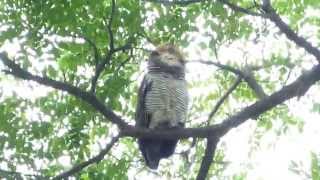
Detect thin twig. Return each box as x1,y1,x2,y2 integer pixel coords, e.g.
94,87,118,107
107,0,116,52
90,41,133,93
52,135,120,180
82,36,100,66
188,60,267,98
90,0,133,94
207,76,242,124
90,0,116,93
114,52,134,74
283,68,293,87
188,60,244,76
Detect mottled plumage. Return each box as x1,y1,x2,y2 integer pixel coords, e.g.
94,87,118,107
135,45,188,169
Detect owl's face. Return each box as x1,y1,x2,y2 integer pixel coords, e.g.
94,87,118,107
149,45,185,68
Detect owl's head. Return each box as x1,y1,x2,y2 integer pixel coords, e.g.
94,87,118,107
148,44,185,69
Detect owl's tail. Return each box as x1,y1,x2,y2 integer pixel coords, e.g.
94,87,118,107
139,138,178,169
138,124,183,169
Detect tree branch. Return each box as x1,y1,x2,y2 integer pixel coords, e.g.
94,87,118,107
0,53,128,129
2,53,320,179
207,76,242,124
189,60,267,98
188,60,244,76
91,53,112,93
199,70,265,180
107,0,116,52
263,7,320,63
144,0,263,16
90,0,116,93
196,137,219,180
122,64,320,139
90,0,133,94
218,0,320,63
143,0,320,85
217,0,263,17
52,135,120,180
2,52,319,139
242,67,267,99
82,36,100,67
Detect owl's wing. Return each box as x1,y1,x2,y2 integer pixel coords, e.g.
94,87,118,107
135,76,152,128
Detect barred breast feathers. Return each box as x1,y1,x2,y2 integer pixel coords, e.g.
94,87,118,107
144,72,188,127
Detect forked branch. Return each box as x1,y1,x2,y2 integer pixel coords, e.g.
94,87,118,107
90,0,132,93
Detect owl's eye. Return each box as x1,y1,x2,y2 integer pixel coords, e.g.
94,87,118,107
151,51,160,56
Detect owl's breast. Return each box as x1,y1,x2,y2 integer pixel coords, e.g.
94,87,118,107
145,73,188,120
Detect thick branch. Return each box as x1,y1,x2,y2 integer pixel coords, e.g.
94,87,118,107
264,8,320,63
0,53,128,129
196,137,219,180
122,64,320,139
52,135,120,180
218,0,320,63
218,0,320,62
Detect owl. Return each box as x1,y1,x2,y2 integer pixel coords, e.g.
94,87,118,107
135,45,189,169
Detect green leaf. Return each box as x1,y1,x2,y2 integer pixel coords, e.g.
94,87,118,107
311,152,320,180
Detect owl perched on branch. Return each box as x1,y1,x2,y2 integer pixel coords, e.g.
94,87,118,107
135,45,189,169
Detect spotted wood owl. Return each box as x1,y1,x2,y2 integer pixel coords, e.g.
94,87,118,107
135,45,189,169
